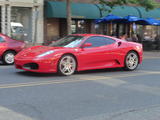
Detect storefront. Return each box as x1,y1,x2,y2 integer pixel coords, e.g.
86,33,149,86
0,0,44,44
44,1,101,44
45,1,160,50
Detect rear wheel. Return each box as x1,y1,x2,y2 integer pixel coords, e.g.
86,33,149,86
58,55,76,76
124,51,139,71
2,51,16,65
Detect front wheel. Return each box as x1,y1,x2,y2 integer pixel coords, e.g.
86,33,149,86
2,51,16,65
58,55,76,76
124,51,139,71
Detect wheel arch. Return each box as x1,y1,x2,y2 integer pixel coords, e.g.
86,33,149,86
126,50,140,64
3,49,17,55
59,53,78,70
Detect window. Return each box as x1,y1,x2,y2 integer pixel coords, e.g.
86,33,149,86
71,20,90,34
0,37,5,43
49,35,84,48
11,7,32,41
104,37,116,45
84,36,115,48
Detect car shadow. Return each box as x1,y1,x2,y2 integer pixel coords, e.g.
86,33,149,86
0,61,5,66
76,68,125,75
16,71,63,77
15,68,135,77
15,68,128,77
0,61,14,66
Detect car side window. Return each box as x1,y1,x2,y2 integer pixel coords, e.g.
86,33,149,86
84,36,115,48
84,37,106,48
0,37,5,43
103,37,116,45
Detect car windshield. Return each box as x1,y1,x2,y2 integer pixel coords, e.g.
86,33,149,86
49,36,84,48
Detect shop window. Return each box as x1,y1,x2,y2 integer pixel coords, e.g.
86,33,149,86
71,20,90,34
47,19,59,41
136,25,158,41
94,23,108,35
11,7,32,42
143,26,158,41
71,20,76,34
136,25,160,50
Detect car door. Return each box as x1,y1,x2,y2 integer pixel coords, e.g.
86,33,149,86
0,37,7,56
78,36,116,70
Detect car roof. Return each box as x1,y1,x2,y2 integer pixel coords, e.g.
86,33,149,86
71,34,120,41
71,34,108,37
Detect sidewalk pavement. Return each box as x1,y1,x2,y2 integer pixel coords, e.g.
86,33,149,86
143,51,160,59
76,105,160,120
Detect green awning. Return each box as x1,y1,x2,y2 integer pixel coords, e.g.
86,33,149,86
45,1,160,20
99,5,142,18
45,1,101,19
136,7,160,19
99,5,160,19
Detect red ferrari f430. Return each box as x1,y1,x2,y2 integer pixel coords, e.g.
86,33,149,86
0,34,25,64
15,34,143,75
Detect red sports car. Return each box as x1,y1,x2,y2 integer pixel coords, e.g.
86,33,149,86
0,34,25,64
15,34,143,76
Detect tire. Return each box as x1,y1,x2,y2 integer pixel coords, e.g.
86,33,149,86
58,55,76,76
2,51,16,65
124,51,139,71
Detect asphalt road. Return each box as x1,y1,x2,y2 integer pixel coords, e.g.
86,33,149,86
0,55,160,120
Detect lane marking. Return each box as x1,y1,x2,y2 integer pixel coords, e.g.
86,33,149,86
144,57,160,59
0,79,89,89
141,70,160,74
0,70,160,89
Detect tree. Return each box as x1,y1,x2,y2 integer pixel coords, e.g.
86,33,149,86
66,0,72,35
96,0,157,11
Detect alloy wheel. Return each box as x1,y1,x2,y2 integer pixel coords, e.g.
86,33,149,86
59,55,76,76
3,52,15,65
125,51,139,71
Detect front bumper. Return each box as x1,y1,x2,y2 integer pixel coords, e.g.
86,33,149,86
14,57,58,73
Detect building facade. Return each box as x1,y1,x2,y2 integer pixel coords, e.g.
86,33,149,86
44,0,100,45
0,0,44,44
44,0,160,50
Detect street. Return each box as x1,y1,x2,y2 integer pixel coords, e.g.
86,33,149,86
0,52,160,120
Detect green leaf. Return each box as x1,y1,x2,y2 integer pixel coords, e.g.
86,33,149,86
96,0,157,13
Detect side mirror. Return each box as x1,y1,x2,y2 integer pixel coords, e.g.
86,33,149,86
82,43,92,48
118,42,122,47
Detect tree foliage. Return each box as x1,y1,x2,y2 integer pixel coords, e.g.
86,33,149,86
96,0,157,11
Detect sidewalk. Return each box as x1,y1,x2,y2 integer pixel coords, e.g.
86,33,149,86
107,105,160,120
143,51,160,59
76,105,160,120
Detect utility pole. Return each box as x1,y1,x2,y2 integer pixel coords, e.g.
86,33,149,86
66,0,72,35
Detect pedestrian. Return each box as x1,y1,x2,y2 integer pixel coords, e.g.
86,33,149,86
131,34,138,42
137,34,142,43
119,33,128,41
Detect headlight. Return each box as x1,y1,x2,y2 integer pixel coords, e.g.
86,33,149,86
37,50,55,58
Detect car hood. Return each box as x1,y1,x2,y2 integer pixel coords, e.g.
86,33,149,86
16,46,66,59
